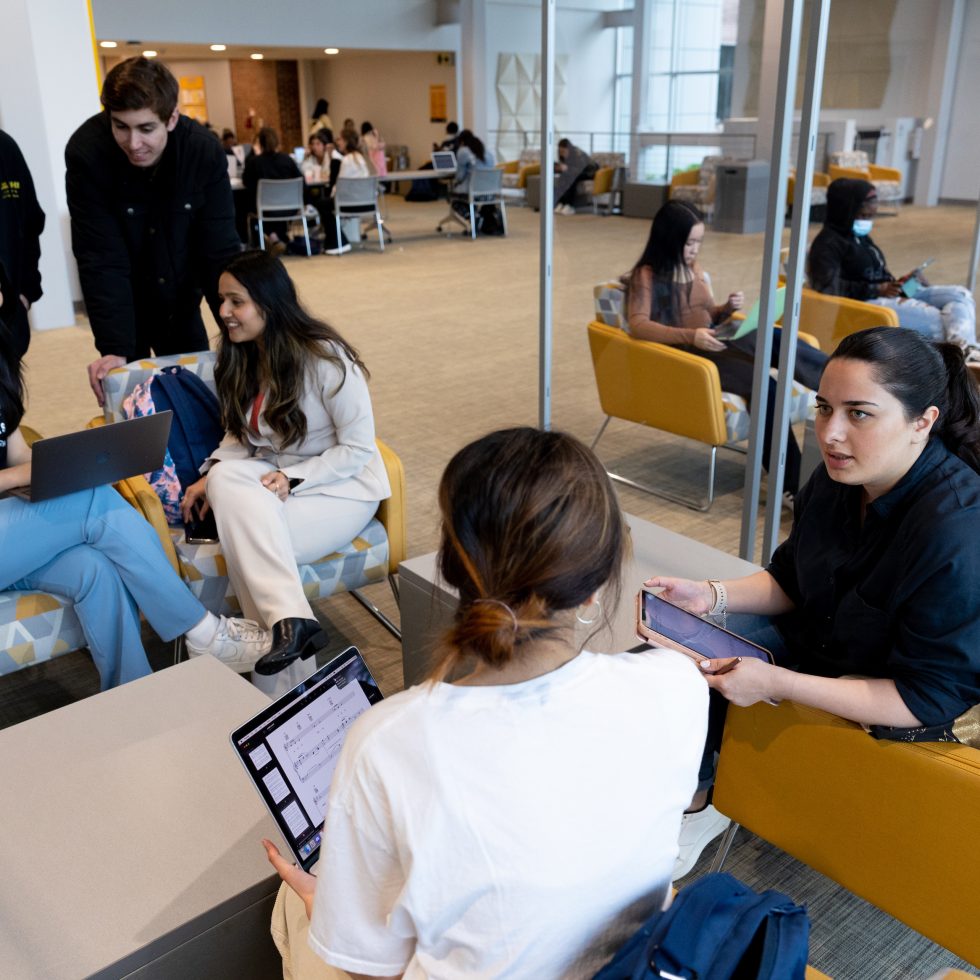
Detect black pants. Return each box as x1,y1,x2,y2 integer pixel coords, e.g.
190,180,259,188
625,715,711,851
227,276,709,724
133,305,209,359
680,329,828,494
1,300,30,360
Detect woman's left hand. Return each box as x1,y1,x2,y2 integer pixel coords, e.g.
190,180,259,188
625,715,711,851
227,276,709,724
263,839,317,920
260,470,290,501
700,656,779,706
726,291,745,313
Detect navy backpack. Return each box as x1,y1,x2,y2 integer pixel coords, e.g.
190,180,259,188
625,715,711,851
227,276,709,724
593,873,810,980
121,365,224,524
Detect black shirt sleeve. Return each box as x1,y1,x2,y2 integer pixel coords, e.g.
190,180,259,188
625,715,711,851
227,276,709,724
65,125,139,359
807,230,878,301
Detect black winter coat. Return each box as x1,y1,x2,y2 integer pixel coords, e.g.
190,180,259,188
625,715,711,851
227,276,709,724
0,129,45,320
65,113,240,359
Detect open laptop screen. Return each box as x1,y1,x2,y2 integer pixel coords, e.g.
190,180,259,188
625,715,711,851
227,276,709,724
431,150,457,171
230,647,384,871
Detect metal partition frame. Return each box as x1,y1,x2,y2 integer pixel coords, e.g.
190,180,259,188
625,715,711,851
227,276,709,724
761,0,832,559
738,0,805,562
538,0,556,430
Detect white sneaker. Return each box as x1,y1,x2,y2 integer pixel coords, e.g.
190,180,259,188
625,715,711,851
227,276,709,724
326,244,352,256
185,616,272,673
673,804,731,881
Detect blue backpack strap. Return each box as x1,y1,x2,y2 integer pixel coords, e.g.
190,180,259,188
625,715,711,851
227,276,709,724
151,366,224,491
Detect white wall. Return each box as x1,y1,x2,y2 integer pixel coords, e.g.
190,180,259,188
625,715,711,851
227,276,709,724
941,0,980,201
310,52,458,168
91,0,459,51
484,0,618,153
0,0,99,326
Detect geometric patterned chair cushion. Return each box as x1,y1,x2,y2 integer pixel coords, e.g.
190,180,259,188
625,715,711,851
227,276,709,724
0,590,87,677
167,517,390,617
828,150,902,204
592,281,815,445
670,154,729,210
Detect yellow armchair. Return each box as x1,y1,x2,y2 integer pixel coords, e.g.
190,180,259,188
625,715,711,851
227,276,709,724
712,699,980,967
669,168,701,195
784,287,899,352
498,160,519,175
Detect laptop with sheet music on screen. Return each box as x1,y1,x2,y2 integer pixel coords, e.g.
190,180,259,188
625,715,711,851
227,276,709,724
230,647,384,872
431,149,457,171
0,412,172,502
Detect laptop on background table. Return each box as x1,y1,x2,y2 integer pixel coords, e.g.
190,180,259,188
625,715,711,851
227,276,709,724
1,412,172,502
431,149,457,171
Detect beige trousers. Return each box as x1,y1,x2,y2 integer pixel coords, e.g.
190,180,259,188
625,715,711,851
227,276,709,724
206,458,378,628
271,882,352,980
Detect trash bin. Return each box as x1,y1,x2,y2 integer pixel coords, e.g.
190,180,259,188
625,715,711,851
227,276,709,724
713,159,770,234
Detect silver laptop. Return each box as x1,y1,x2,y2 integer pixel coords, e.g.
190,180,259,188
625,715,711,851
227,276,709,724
1,412,172,502
431,149,457,171
230,647,384,872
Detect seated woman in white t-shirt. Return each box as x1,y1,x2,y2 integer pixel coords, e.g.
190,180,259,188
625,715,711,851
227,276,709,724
333,128,375,243
264,426,708,979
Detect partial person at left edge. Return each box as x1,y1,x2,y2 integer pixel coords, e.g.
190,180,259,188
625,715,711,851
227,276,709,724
0,129,45,361
65,57,240,406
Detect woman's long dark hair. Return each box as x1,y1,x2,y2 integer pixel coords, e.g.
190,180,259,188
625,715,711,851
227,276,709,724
216,251,368,448
831,326,980,474
457,129,486,163
630,199,704,326
0,326,25,433
312,98,329,119
433,427,625,681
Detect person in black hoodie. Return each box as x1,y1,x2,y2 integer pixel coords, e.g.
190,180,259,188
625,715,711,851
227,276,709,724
66,57,240,405
0,129,45,360
808,177,975,347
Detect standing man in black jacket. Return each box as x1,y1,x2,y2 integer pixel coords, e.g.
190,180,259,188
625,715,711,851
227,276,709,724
0,129,45,360
66,57,240,404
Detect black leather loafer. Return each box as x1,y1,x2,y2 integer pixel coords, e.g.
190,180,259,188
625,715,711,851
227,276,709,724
253,617,327,675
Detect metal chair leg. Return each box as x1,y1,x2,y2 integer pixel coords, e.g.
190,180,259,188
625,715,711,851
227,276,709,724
376,212,385,252
590,416,612,451
349,588,401,640
499,201,508,236
709,821,740,873
172,635,185,667
258,218,265,250
469,201,477,239
335,214,343,254
301,215,311,256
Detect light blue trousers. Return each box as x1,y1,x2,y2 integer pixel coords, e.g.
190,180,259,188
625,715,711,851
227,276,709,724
872,285,977,346
0,485,205,689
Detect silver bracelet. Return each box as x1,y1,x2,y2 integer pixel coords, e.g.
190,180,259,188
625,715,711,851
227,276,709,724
707,580,728,617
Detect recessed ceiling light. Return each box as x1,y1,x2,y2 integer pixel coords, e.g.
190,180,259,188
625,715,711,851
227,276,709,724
99,41,118,48
142,50,158,58
250,53,264,60
324,47,339,55
210,44,227,52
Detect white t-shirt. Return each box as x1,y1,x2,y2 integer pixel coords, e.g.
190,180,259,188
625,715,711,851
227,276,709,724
308,648,707,978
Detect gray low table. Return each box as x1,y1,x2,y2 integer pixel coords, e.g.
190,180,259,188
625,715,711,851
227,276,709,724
0,656,282,980
399,513,758,687
622,181,670,218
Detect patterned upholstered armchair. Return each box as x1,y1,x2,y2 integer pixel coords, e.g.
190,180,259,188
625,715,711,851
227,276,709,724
828,150,903,206
0,427,90,678
589,282,817,510
580,152,626,214
499,147,541,203
96,351,406,637
668,155,733,220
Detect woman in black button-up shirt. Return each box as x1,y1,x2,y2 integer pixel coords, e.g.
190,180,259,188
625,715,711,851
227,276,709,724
650,327,980,744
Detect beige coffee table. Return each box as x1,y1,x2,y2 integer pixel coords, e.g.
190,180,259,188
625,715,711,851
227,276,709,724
399,512,759,686
0,656,282,980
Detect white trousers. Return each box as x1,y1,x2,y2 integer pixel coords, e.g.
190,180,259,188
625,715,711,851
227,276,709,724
206,459,378,629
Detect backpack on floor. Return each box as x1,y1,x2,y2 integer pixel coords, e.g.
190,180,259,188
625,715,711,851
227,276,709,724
593,872,810,980
121,365,224,525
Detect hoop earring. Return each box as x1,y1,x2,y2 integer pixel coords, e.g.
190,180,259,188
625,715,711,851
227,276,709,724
576,598,601,625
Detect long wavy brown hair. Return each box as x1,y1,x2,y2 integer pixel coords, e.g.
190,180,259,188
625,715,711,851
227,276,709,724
215,250,368,448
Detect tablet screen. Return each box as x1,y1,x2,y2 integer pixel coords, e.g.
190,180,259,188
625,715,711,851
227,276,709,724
640,591,771,663
230,648,384,871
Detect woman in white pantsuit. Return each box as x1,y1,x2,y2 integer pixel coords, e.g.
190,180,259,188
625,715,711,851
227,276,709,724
181,251,390,677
